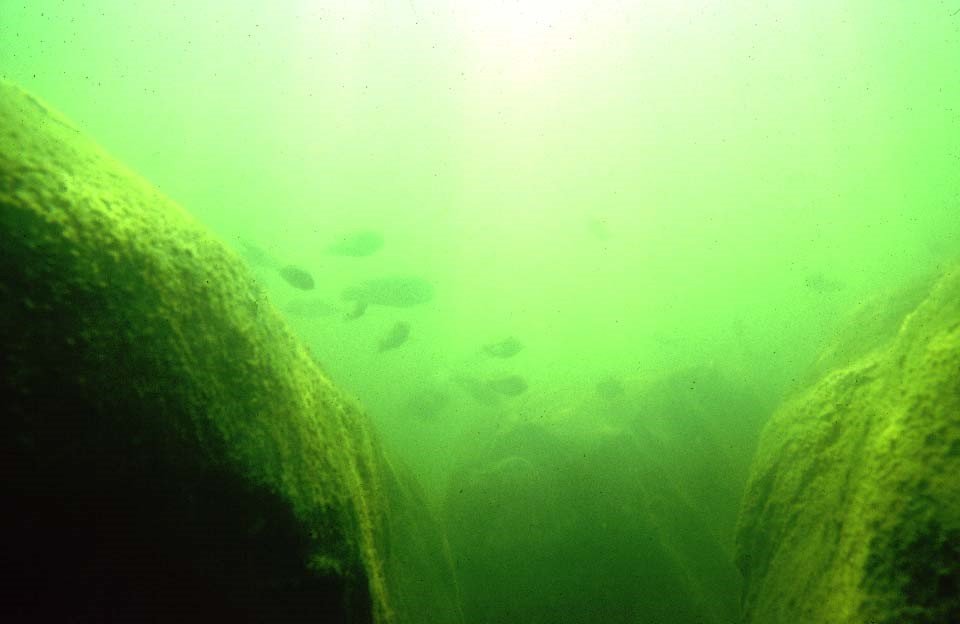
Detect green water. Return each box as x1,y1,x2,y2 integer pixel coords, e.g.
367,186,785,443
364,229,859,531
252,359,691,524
3,2,959,619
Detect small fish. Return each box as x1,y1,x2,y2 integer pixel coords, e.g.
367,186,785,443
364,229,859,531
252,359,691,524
486,374,528,397
483,336,524,358
595,376,625,399
278,265,315,290
404,388,450,420
342,276,434,319
237,239,281,269
804,272,845,294
586,217,610,241
453,375,500,405
284,297,337,318
378,321,411,352
326,230,384,257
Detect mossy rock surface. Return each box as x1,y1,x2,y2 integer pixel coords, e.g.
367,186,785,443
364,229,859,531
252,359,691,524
736,264,960,623
0,81,460,624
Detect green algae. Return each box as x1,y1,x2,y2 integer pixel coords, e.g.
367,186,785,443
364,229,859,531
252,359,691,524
0,80,459,624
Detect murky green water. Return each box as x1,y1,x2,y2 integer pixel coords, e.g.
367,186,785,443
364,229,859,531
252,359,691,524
4,2,958,621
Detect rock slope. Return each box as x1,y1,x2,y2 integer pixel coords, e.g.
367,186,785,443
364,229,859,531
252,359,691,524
736,266,960,623
0,80,460,624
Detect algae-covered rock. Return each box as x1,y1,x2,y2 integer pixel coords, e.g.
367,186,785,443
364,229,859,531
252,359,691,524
800,273,941,387
736,265,960,623
0,81,460,623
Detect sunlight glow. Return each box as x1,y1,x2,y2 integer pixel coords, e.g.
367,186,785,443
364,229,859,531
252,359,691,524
453,0,599,83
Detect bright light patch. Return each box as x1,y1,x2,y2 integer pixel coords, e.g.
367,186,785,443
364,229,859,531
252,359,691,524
448,1,714,85
452,0,597,83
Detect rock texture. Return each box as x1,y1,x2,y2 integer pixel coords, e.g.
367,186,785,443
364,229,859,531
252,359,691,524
736,266,960,623
0,80,460,624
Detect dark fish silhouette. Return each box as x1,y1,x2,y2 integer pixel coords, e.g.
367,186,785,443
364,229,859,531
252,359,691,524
404,388,450,420
586,217,610,240
486,374,528,397
595,376,625,399
278,265,315,290
453,375,499,406
378,321,411,352
483,336,524,358
284,297,337,318
326,230,384,257
236,239,316,291
804,272,845,294
342,276,434,319
237,239,281,269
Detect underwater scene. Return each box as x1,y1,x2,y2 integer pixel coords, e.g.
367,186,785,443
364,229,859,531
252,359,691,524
1,2,959,623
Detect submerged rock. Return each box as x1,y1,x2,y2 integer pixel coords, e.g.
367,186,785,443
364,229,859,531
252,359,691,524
444,422,742,624
0,81,460,624
736,264,960,623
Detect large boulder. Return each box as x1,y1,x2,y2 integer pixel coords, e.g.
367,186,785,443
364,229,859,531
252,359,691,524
736,265,960,623
0,81,461,624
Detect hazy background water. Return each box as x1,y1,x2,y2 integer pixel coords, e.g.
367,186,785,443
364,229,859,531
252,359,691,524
3,1,959,496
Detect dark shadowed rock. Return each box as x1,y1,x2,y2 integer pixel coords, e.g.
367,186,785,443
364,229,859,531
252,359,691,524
0,81,460,624
444,419,743,624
